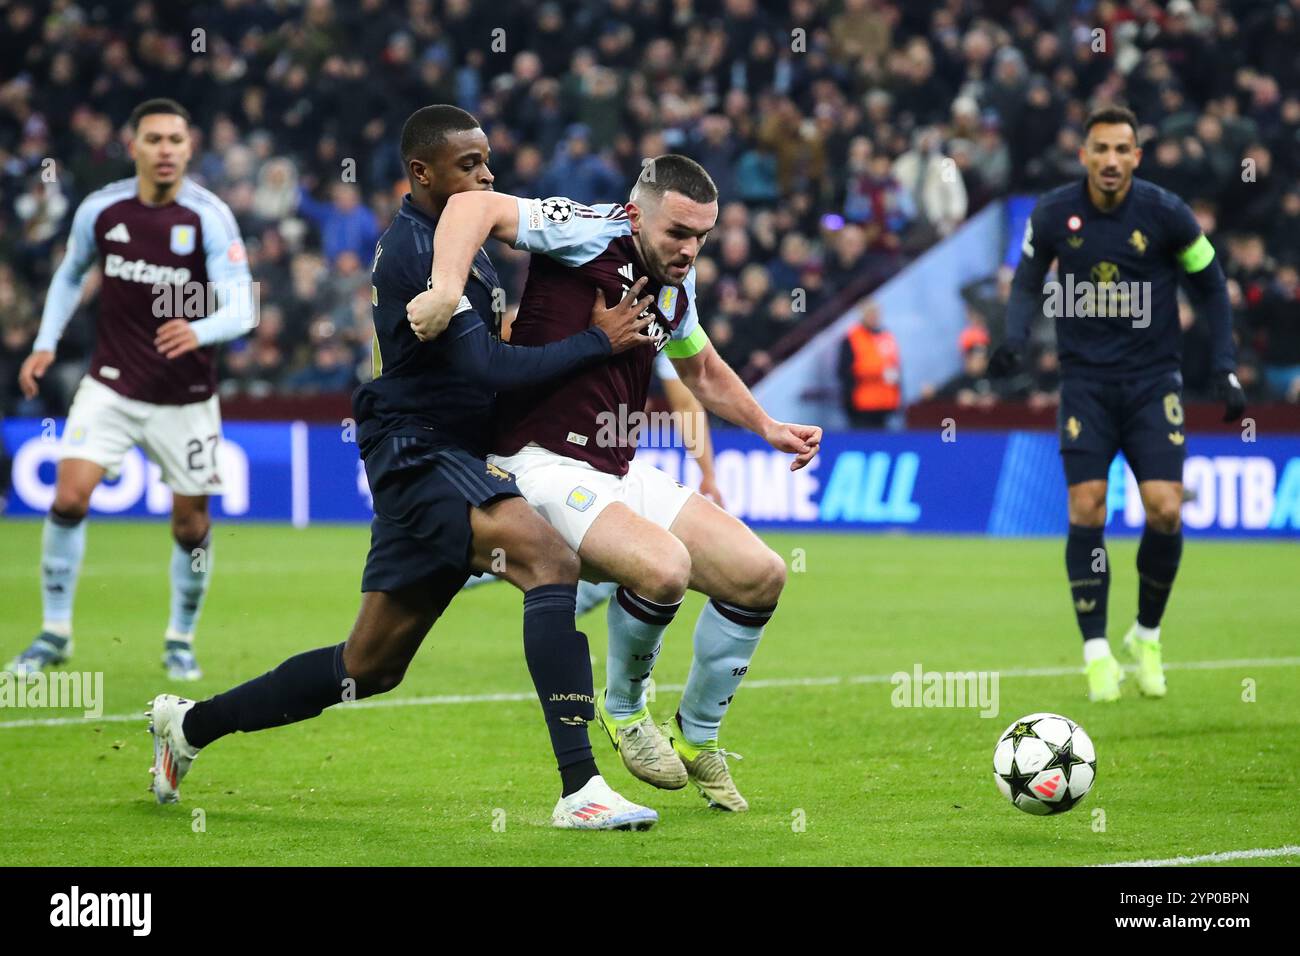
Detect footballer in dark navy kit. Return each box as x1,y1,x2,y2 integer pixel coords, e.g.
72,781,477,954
147,105,667,831
991,106,1247,704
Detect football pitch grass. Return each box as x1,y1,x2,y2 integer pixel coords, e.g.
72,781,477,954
1,520,1297,867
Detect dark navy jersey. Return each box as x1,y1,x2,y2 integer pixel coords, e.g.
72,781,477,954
1007,177,1234,380
353,195,504,457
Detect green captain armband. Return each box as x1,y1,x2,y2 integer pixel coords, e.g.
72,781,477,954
1177,234,1216,274
663,325,709,359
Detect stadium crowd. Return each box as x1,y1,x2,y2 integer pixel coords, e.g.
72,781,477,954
1,0,1299,421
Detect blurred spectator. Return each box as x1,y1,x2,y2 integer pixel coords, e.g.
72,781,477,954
892,127,968,238
838,300,900,428
295,182,380,266
844,153,914,246
1259,264,1300,401
536,124,622,205
1,0,1298,414
934,343,1000,408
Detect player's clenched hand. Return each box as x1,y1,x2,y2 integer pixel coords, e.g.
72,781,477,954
406,287,460,342
18,350,55,400
155,319,200,359
764,421,822,471
1214,370,1247,423
590,277,653,354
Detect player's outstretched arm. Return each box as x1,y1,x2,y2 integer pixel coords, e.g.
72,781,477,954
443,280,652,390
407,191,521,341
671,341,821,472
660,372,724,505
22,200,99,398
991,207,1053,378
1178,235,1245,421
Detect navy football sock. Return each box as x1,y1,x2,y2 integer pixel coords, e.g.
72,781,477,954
182,642,349,749
1136,523,1182,629
1066,524,1109,641
522,584,598,796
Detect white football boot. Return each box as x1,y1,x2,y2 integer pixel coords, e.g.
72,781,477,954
146,694,199,804
550,774,659,831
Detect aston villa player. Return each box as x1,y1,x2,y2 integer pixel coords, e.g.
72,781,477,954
990,106,1246,703
8,99,254,681
407,156,822,811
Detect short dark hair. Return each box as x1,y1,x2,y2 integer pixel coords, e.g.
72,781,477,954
400,105,480,164
632,154,719,205
128,98,192,132
1084,105,1139,138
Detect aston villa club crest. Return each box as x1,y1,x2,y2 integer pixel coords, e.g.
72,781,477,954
170,224,197,255
657,286,678,315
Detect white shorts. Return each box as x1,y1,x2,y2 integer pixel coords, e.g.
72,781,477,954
60,376,224,496
489,443,694,551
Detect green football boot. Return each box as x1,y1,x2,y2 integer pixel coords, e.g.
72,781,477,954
1086,652,1124,703
1122,625,1167,698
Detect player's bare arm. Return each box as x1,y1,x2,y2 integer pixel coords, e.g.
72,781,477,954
406,191,520,341
660,374,723,505
18,350,55,400
671,341,821,471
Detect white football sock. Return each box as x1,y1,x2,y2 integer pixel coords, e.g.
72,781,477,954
1083,637,1112,664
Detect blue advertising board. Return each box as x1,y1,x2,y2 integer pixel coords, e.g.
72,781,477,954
4,419,1299,537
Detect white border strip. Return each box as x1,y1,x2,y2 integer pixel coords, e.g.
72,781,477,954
3,655,1296,730
1100,845,1300,867
289,420,309,528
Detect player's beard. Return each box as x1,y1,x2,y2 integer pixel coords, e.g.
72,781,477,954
1095,167,1126,195
640,240,688,287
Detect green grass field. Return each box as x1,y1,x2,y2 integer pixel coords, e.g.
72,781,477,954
1,520,1297,867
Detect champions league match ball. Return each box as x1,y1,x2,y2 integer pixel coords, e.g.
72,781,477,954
993,713,1096,815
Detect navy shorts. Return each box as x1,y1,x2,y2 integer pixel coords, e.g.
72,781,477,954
1058,371,1187,486
360,434,523,593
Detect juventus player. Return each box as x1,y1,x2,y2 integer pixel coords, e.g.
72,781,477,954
408,155,821,811
7,99,253,680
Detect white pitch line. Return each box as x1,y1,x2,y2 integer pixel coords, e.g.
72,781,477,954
1100,845,1300,867
2,655,1298,731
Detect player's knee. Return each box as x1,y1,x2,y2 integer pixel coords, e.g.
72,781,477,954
1068,493,1106,526
506,526,580,589
1146,499,1182,534
171,513,211,550
636,540,691,604
342,649,410,697
51,481,92,521
530,535,581,586
726,546,785,607
49,498,89,523
749,548,788,607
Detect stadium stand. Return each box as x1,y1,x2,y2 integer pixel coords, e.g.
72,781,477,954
1,0,1298,423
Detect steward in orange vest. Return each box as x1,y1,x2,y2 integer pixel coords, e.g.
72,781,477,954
838,301,901,428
